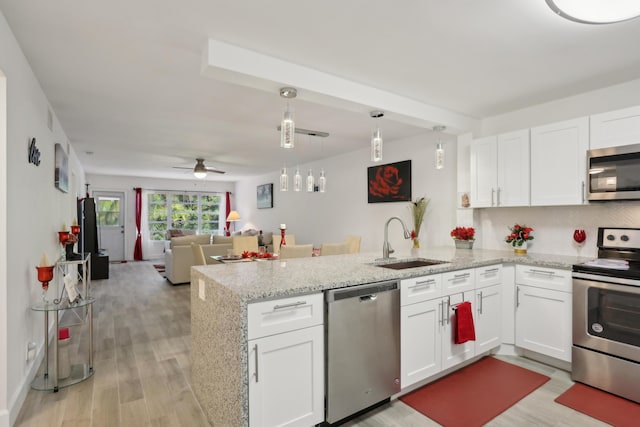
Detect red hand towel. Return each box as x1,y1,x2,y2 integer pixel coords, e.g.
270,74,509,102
454,301,476,344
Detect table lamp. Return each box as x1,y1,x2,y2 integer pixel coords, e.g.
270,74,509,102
226,210,241,233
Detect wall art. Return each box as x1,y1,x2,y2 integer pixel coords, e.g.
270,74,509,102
257,183,273,209
54,143,69,193
367,160,411,203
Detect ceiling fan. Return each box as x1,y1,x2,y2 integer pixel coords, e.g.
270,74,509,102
173,158,226,179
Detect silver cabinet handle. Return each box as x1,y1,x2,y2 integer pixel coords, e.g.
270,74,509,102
491,188,495,207
446,297,451,325
448,272,471,281
481,268,500,275
409,279,435,289
582,181,585,204
273,301,306,310
253,344,259,382
516,286,520,308
438,301,443,326
478,291,483,314
529,269,555,277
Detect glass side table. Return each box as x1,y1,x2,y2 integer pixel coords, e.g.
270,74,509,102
31,297,95,392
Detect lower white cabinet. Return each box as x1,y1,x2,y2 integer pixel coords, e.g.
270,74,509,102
247,294,324,427
515,284,572,362
401,298,442,386
248,325,324,427
475,284,502,354
400,265,502,388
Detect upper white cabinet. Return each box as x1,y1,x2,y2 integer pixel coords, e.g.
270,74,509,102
530,117,589,206
591,105,640,150
470,130,530,208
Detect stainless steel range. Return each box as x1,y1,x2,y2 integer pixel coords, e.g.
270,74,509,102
572,227,640,403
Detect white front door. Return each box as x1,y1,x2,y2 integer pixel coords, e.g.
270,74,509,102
94,191,125,261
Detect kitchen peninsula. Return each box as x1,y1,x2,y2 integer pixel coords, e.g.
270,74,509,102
190,248,588,426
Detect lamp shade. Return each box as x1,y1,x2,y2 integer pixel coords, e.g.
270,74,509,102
226,210,241,222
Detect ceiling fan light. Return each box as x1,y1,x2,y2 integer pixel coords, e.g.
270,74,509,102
546,0,640,24
193,171,207,179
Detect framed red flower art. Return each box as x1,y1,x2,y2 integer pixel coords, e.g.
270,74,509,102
367,160,412,203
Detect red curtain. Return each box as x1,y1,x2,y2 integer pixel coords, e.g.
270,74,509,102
133,187,143,260
225,191,231,236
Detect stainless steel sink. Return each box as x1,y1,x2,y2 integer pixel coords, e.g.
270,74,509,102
376,258,448,270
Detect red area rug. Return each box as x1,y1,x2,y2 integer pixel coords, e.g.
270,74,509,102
399,357,549,427
153,264,166,277
555,383,640,427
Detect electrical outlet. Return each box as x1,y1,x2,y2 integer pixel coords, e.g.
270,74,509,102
26,341,36,362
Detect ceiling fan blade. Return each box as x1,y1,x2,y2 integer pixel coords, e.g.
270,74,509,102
205,168,226,174
172,166,194,170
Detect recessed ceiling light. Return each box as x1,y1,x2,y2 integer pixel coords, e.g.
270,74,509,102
85,151,94,155
546,0,640,24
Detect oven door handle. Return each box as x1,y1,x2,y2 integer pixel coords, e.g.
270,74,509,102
573,272,640,290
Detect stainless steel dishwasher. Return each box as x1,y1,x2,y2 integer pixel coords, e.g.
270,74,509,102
325,280,400,424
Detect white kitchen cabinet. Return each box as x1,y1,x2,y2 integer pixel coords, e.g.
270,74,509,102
590,105,640,150
470,130,530,208
441,290,476,370
474,284,502,354
400,266,502,388
530,117,589,206
474,265,503,354
514,266,572,362
248,294,324,427
400,298,442,387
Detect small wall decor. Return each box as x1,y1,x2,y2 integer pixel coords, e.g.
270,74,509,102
367,160,412,203
54,143,69,193
257,183,273,209
28,137,41,165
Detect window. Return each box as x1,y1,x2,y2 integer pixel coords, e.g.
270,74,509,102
147,191,223,240
96,197,120,226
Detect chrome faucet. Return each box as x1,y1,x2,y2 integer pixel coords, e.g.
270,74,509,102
383,216,412,259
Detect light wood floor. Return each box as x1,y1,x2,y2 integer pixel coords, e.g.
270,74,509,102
15,262,609,427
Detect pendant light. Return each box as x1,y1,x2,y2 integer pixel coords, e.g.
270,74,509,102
546,0,640,24
306,169,315,192
318,169,326,193
294,166,302,192
280,166,289,191
280,87,297,148
433,125,446,170
370,111,384,162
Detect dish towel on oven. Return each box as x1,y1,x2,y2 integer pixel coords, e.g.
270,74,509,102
454,301,476,344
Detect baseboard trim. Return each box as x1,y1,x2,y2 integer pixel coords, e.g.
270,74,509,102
0,409,10,427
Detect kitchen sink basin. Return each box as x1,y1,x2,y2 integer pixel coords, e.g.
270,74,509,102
376,258,448,270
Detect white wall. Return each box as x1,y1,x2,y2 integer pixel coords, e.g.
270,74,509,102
235,132,458,254
87,174,235,260
468,79,640,258
0,10,86,426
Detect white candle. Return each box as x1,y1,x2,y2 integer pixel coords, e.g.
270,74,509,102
61,223,67,231
40,253,50,267
72,218,78,226
280,224,286,230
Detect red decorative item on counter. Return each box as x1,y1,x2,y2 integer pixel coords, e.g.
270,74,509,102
70,225,81,235
573,229,586,244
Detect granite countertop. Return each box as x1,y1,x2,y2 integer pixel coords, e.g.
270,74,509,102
192,247,591,302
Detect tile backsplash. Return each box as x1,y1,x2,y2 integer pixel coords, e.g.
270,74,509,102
476,201,640,258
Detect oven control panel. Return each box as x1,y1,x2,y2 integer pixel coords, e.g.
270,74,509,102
599,228,640,250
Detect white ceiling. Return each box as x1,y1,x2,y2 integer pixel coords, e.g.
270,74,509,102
2,1,640,181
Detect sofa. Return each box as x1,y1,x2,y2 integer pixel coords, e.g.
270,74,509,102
164,234,233,284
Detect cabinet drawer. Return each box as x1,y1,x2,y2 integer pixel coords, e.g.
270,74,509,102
515,265,571,292
475,264,502,289
442,269,475,294
248,293,323,340
400,274,442,306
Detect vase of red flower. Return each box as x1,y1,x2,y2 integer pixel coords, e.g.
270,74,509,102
451,227,475,249
505,224,534,254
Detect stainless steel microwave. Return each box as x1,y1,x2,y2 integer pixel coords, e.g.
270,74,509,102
588,143,640,201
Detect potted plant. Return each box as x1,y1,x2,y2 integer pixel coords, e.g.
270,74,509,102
451,226,475,249
505,224,534,254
